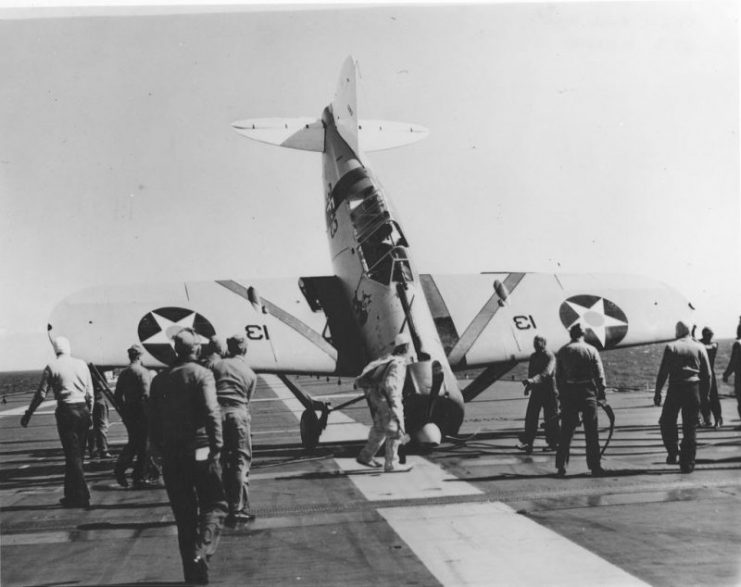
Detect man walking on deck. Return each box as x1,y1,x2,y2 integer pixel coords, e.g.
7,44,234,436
555,324,607,477
654,321,711,473
21,337,93,507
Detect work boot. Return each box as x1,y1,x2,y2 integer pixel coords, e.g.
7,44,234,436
356,456,382,468
680,463,695,474
516,442,533,454
666,453,678,465
591,466,607,477
132,479,157,490
384,464,413,473
114,469,128,488
185,557,209,585
233,511,256,523
556,467,566,478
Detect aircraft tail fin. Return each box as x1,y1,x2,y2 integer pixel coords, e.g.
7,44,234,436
331,56,360,153
232,56,429,153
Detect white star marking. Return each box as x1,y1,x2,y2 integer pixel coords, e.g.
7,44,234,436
565,298,628,348
141,310,211,348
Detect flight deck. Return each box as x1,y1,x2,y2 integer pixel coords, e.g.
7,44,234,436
2,377,740,586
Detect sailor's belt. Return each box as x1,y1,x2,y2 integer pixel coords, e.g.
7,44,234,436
565,379,593,385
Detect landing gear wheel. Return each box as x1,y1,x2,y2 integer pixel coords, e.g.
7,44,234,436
300,408,321,452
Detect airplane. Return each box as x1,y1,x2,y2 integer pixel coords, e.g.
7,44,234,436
48,56,693,450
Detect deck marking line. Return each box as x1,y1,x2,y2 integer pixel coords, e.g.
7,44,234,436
0,400,56,417
378,502,649,586
262,374,648,584
262,375,481,500
334,457,483,501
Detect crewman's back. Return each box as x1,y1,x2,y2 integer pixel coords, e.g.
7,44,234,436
211,356,256,408
150,361,221,455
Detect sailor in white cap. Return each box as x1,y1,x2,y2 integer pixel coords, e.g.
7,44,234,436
21,336,94,507
355,332,413,472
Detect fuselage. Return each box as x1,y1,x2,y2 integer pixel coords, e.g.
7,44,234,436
320,106,465,436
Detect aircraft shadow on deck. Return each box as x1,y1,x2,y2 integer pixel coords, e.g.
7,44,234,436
28,582,183,587
77,520,174,531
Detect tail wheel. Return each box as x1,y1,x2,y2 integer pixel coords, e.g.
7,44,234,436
300,408,321,452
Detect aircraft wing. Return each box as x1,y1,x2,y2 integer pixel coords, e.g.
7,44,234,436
419,272,692,369
49,276,366,375
49,271,691,374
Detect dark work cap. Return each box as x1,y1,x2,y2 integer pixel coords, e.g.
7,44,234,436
227,333,248,355
173,328,201,356
128,343,144,356
569,323,585,339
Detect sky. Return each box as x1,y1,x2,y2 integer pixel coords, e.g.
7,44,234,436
0,1,739,371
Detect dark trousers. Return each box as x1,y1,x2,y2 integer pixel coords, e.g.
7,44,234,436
660,382,700,466
115,404,148,482
556,389,600,471
162,451,227,578
699,375,722,425
221,407,252,515
88,401,110,456
55,403,91,503
520,387,560,447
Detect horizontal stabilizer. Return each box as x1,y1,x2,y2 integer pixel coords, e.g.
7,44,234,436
358,120,429,151
232,117,428,152
232,117,325,152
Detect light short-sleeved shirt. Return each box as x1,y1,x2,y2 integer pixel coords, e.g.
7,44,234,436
35,354,93,406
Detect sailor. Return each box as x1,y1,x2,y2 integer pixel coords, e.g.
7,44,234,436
699,327,722,428
114,344,154,488
149,327,227,585
355,333,412,472
654,320,711,473
21,336,93,507
722,323,741,421
517,335,559,454
202,336,226,370
555,323,607,477
211,333,257,526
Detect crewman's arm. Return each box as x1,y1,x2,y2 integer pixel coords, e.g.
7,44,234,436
723,342,740,382
83,364,94,412
246,370,257,403
148,374,163,452
140,368,153,399
528,352,556,386
382,359,406,408
555,351,565,391
592,350,607,399
654,346,670,405
113,371,125,407
199,369,223,459
698,346,711,399
21,366,52,426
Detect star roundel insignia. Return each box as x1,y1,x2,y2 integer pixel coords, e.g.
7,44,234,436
559,295,629,350
137,307,216,365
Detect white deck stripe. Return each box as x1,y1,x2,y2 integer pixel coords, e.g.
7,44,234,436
0,400,56,417
262,374,647,584
334,457,482,501
378,502,648,586
262,375,480,500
